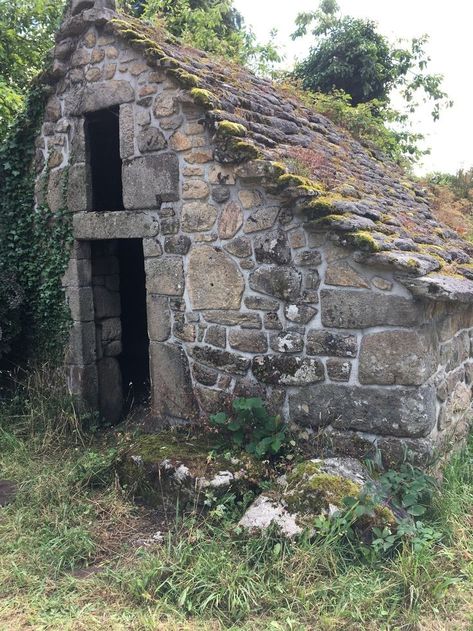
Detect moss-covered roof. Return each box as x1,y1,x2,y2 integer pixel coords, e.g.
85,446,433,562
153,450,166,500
51,5,473,302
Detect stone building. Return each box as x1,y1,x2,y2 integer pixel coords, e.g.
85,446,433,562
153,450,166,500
36,0,473,464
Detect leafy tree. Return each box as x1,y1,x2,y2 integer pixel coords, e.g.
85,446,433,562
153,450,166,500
0,0,65,135
122,0,280,72
292,1,451,120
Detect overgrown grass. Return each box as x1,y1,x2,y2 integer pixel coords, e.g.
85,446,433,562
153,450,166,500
0,371,472,630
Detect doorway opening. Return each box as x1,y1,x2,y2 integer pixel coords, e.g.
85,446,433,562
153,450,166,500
85,107,124,211
91,239,149,423
117,239,150,412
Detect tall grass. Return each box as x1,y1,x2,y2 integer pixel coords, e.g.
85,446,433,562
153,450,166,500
0,368,471,629
0,363,83,444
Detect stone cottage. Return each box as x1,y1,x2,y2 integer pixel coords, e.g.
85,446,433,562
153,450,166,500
36,0,473,464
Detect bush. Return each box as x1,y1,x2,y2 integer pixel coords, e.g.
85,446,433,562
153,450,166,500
210,397,291,459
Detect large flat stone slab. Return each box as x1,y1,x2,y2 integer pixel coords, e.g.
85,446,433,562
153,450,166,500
359,330,437,386
289,384,437,438
188,246,244,310
65,81,134,115
123,154,180,208
320,289,424,329
150,342,198,420
73,211,160,240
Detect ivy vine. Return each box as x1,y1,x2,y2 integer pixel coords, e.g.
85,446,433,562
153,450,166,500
0,83,74,366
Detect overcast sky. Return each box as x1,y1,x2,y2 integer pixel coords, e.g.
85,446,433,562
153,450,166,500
233,0,472,175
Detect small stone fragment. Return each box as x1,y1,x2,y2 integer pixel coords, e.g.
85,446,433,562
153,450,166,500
218,202,243,239
229,329,268,353
327,358,352,382
269,331,304,354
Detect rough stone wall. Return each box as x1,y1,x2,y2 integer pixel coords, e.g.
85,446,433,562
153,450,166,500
36,21,473,464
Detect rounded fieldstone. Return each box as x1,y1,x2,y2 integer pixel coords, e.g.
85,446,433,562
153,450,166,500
218,202,243,239
212,185,231,203
182,202,218,232
164,235,191,255
249,265,302,302
254,229,291,265
269,332,304,354
284,303,318,325
224,236,252,258
359,330,436,386
307,330,358,358
137,127,167,153
229,329,268,353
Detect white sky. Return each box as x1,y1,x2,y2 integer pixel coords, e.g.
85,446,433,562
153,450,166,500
233,0,473,174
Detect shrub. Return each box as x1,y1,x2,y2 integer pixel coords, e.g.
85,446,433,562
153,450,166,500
210,397,290,459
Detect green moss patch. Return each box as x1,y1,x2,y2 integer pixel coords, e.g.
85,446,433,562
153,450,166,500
348,230,382,252
168,68,200,88
190,88,220,109
215,120,248,138
284,462,361,515
117,430,265,509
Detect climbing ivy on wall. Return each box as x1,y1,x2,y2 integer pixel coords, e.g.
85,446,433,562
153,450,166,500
0,83,73,366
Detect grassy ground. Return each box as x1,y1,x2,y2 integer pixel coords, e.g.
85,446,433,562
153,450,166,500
0,369,472,630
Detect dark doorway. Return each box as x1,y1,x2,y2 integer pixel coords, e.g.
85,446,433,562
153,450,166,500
85,107,124,211
117,239,150,411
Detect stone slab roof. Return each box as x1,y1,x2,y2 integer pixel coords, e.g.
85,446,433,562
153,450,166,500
50,5,473,303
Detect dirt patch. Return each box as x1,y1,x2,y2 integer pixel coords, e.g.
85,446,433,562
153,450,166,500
0,480,17,507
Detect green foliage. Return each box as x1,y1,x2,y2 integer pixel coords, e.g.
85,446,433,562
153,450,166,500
426,167,473,201
0,0,65,134
0,85,73,363
291,0,451,164
375,462,437,518
293,1,451,119
371,521,441,555
315,461,440,559
210,397,289,458
0,276,24,360
0,376,471,628
122,0,281,73
69,448,119,489
295,15,395,105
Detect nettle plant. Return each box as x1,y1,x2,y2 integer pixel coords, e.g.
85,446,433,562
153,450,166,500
210,397,290,459
375,462,437,517
324,461,441,557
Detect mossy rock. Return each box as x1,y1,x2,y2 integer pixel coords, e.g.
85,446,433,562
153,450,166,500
347,230,382,253
284,462,361,515
190,88,220,110
215,137,261,164
239,457,396,538
168,68,200,88
215,120,248,138
299,195,339,219
117,430,265,509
